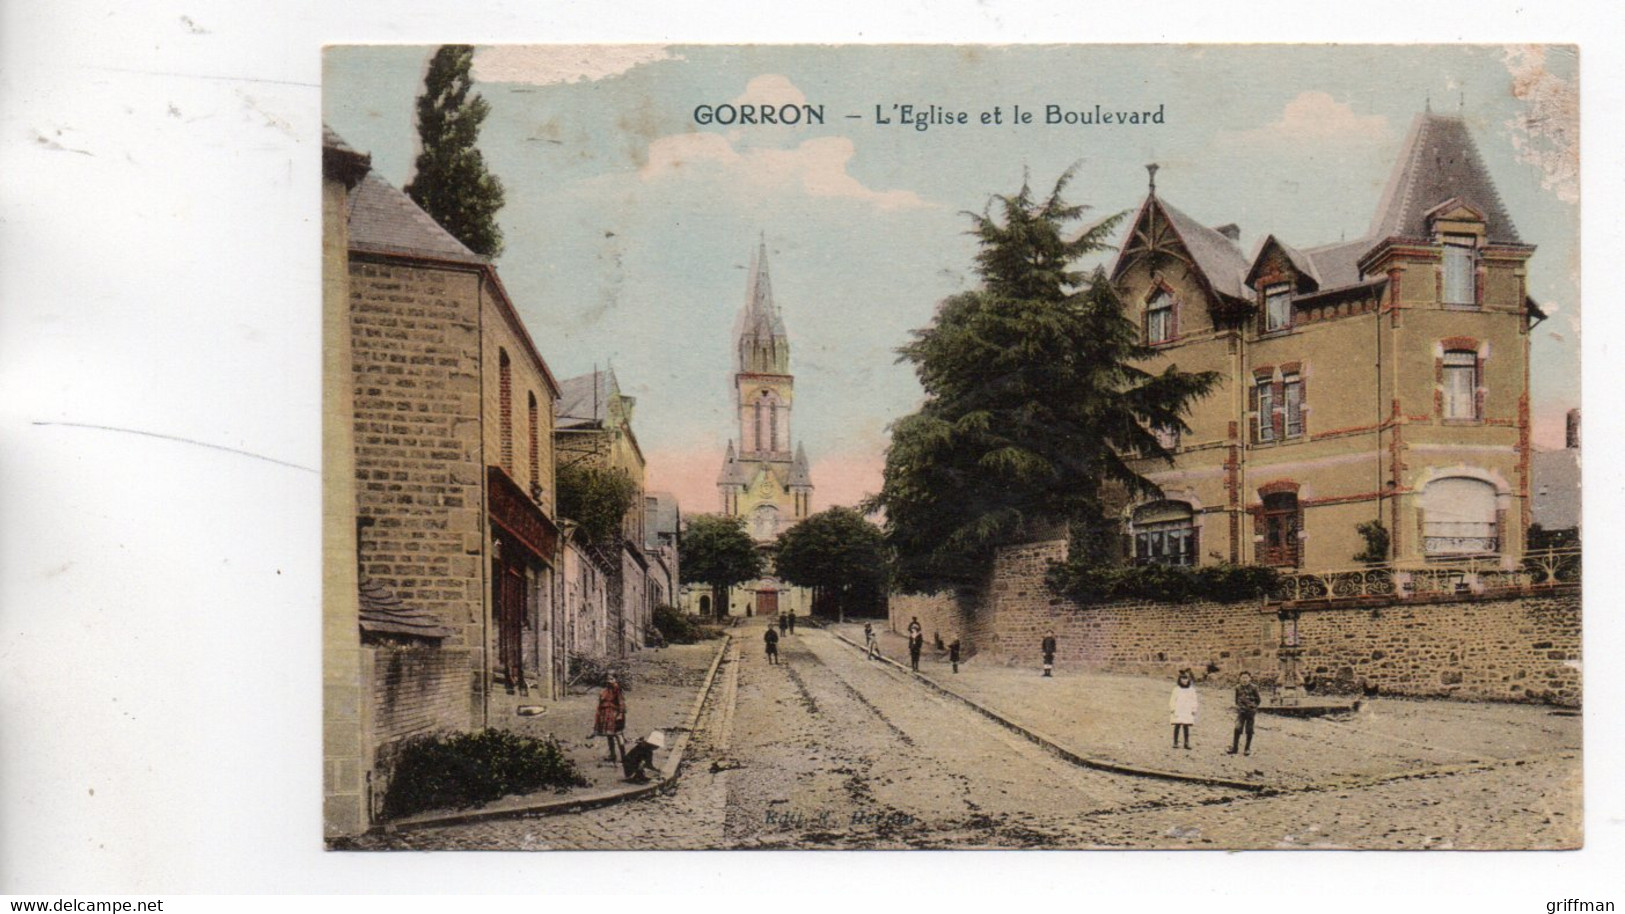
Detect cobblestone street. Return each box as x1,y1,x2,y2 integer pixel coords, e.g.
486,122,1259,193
355,619,1581,850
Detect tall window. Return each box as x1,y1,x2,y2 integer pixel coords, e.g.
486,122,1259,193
1264,284,1292,332
1283,373,1304,439
527,392,540,494
1252,376,1276,443
1442,236,1476,307
1146,290,1175,344
1259,491,1301,567
499,349,513,472
1134,501,1197,567
1443,350,1479,420
1422,477,1498,556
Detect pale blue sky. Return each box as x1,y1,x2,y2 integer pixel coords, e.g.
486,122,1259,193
325,44,1580,512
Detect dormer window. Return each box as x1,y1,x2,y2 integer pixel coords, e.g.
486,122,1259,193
1146,290,1175,344
1264,284,1292,333
1442,235,1477,307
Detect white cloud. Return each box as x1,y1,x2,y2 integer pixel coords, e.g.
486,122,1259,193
1218,91,1390,148
732,74,807,107
638,133,933,211
473,45,680,86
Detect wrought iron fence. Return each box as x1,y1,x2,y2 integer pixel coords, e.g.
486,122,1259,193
1272,547,1580,603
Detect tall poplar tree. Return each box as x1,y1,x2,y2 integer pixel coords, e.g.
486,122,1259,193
871,168,1219,593
405,45,506,258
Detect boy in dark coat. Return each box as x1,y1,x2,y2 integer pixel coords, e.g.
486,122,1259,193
1228,671,1262,755
948,636,961,673
908,631,924,672
764,626,780,665
1041,631,1057,677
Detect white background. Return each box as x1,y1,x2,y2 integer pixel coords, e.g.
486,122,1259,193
1,0,1620,904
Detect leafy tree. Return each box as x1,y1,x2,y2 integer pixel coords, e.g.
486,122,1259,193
679,515,765,618
405,44,506,257
870,168,1220,593
774,507,888,622
556,464,639,547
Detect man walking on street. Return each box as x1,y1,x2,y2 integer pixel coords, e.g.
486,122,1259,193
778,612,788,637
908,629,924,672
1228,671,1261,755
788,610,797,634
1041,630,1057,677
949,636,961,673
764,626,780,665
864,622,879,660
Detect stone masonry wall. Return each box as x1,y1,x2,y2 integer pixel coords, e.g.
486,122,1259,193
1292,591,1581,705
957,538,1582,706
350,260,486,659
367,646,480,746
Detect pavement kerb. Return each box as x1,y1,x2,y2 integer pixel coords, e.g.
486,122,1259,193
827,629,1270,793
383,633,735,834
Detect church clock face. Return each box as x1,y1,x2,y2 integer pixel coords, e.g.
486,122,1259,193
756,474,776,497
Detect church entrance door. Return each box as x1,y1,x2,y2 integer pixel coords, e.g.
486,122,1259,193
756,589,778,617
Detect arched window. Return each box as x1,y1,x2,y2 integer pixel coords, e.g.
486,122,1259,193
1133,500,1197,566
527,391,540,495
750,504,780,541
1423,476,1499,556
499,349,513,472
1146,290,1176,344
699,595,711,616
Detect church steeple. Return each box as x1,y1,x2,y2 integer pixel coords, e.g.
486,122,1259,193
738,238,790,375
718,236,813,527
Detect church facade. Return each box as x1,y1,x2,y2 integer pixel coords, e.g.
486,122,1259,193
684,240,816,618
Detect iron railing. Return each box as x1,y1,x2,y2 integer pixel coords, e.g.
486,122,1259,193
1272,547,1580,603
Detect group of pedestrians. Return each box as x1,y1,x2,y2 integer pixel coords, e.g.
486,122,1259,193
763,609,798,665
590,673,666,783
1168,668,1262,755
862,617,1270,757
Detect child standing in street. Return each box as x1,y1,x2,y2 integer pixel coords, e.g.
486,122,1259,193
1228,671,1262,756
1041,630,1057,677
764,626,780,665
949,636,961,673
594,674,627,764
1169,669,1198,750
864,622,879,660
908,630,924,672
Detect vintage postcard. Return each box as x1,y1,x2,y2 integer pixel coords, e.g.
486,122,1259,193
321,44,1581,850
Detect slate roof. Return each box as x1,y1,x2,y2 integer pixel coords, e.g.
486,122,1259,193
1531,448,1581,531
358,578,452,641
1368,112,1523,245
555,369,615,429
787,442,813,488
717,440,751,486
348,171,485,265
1151,198,1251,301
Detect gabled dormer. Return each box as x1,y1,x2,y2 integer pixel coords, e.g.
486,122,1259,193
1111,172,1252,340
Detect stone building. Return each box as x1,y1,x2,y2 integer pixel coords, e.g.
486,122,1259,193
554,368,656,654
644,491,682,609
1110,109,1544,573
688,240,815,618
324,129,566,835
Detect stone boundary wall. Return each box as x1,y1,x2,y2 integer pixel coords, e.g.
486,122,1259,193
926,538,1582,706
367,646,480,748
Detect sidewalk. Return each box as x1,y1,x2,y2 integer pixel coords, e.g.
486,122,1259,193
838,624,1580,790
382,637,728,832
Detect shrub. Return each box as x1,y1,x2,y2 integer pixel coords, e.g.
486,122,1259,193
1353,521,1390,564
382,729,587,820
1046,560,1280,603
653,605,718,645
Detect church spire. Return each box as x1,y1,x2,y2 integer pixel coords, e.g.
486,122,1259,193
738,237,789,374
